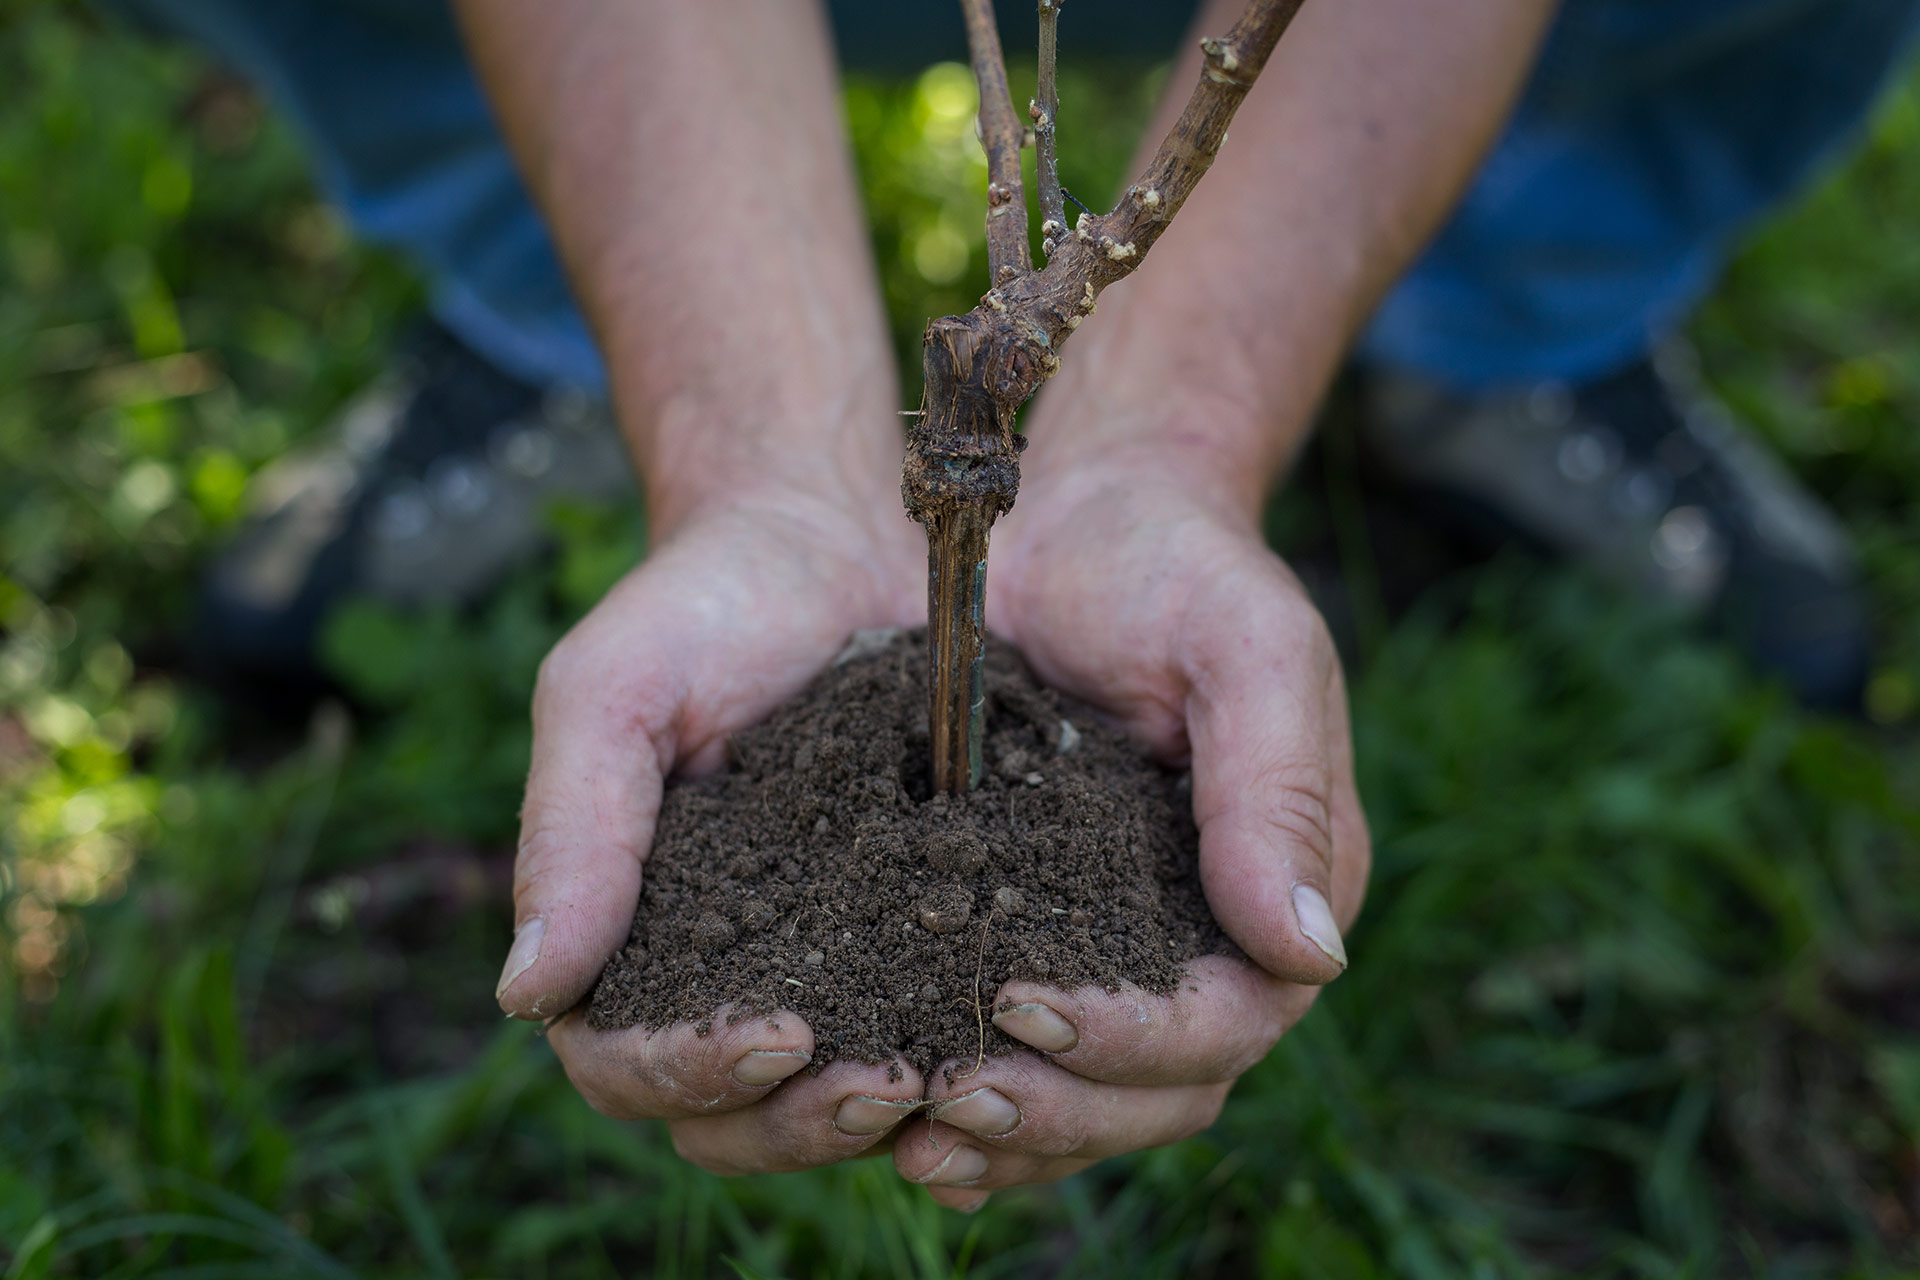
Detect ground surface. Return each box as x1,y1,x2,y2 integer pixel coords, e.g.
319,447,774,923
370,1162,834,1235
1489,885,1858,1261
2,2,1918,1276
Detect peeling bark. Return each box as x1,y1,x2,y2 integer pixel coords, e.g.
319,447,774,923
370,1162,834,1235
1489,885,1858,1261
906,0,1308,794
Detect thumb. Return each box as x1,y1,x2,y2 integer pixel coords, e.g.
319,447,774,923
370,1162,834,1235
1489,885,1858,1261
496,645,667,1020
1183,600,1356,985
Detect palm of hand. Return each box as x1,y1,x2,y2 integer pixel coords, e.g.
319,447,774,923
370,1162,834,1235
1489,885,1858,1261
497,460,1366,1208
871,469,1367,1208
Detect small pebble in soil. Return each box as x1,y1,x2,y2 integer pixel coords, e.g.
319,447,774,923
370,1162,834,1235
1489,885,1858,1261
918,884,975,935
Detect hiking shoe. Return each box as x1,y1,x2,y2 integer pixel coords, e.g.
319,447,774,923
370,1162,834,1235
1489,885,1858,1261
1357,343,1870,710
195,322,631,691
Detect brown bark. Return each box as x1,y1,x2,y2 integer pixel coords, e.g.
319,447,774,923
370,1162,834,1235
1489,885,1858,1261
1033,0,1065,251
905,0,1307,794
925,506,993,792
959,0,1031,283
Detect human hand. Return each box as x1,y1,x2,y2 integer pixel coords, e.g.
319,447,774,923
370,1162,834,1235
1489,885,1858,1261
495,483,938,1172
886,426,1370,1210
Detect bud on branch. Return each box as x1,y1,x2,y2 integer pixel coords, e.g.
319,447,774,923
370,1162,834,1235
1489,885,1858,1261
904,0,1308,794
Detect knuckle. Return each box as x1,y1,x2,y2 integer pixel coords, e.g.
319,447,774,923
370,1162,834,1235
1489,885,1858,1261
532,631,590,718
561,1060,648,1123
1273,984,1322,1037
1073,998,1166,1071
755,1105,832,1166
564,1027,740,1125
1211,1025,1279,1081
1340,800,1374,891
1043,1098,1103,1159
1252,768,1335,870
1187,1005,1280,1083
667,1125,744,1176
510,812,574,891
1248,575,1332,657
1257,584,1337,672
1173,1088,1230,1143
631,1049,730,1116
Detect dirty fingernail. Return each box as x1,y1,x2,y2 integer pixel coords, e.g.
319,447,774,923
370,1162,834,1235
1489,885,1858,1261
495,917,545,1002
931,1087,1021,1136
732,1050,811,1086
833,1095,921,1135
991,1002,1078,1052
1291,883,1348,971
942,1190,992,1214
917,1144,991,1186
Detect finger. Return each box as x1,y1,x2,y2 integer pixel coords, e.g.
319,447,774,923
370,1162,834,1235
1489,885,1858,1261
912,1053,1231,1161
666,1058,927,1175
1182,581,1358,983
498,604,673,1019
924,1187,993,1214
990,954,1318,1085
893,1115,1094,1191
546,1004,814,1121
1321,661,1372,927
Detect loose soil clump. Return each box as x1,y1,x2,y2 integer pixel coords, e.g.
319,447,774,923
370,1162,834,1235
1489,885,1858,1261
587,629,1231,1077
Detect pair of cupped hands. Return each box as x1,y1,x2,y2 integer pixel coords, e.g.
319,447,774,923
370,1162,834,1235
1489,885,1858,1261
494,388,1370,1213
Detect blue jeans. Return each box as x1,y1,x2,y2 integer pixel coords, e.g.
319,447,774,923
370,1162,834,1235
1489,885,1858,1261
109,0,1920,393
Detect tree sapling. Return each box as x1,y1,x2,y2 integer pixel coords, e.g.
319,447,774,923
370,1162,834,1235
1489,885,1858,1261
902,0,1308,793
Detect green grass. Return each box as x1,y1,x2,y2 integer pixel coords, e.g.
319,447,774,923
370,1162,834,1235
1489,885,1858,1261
3,1,1918,1275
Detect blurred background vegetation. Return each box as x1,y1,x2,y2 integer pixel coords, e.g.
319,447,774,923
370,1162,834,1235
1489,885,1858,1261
2,0,1918,1275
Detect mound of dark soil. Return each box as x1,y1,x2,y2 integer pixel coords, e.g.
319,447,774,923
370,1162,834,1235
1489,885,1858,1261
586,629,1230,1077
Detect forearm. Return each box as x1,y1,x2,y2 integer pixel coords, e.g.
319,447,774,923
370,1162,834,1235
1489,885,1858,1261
1027,0,1556,519
453,0,899,536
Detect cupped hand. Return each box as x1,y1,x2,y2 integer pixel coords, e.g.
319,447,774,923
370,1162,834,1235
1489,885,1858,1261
891,445,1371,1209
496,484,932,1171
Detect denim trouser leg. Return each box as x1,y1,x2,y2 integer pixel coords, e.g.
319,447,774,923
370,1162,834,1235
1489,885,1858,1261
101,0,608,392
1361,0,1920,389
109,0,1920,393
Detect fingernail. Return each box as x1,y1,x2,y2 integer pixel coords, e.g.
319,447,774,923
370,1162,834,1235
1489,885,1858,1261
916,1144,990,1186
1291,883,1348,971
991,1002,1078,1053
495,916,545,1001
931,1087,1021,1137
732,1049,811,1086
943,1191,992,1214
833,1095,923,1135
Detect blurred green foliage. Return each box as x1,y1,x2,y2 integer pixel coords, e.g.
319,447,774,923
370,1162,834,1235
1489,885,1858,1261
2,1,1918,1276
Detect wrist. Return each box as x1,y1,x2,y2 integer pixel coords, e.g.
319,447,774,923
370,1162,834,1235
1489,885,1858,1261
641,424,922,613
1017,367,1291,533
626,381,906,545
1018,288,1335,527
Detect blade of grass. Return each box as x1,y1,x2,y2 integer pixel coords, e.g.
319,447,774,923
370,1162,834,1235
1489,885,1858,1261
5,1215,57,1280
370,1097,457,1280
144,1171,351,1280
235,703,350,1021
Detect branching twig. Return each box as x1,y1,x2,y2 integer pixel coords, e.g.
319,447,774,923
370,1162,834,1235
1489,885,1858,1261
1083,0,1305,269
959,0,1030,282
907,0,1307,794
1033,0,1065,253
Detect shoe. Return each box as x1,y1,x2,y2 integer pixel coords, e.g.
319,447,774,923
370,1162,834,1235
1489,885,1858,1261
195,322,632,691
1357,342,1870,710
